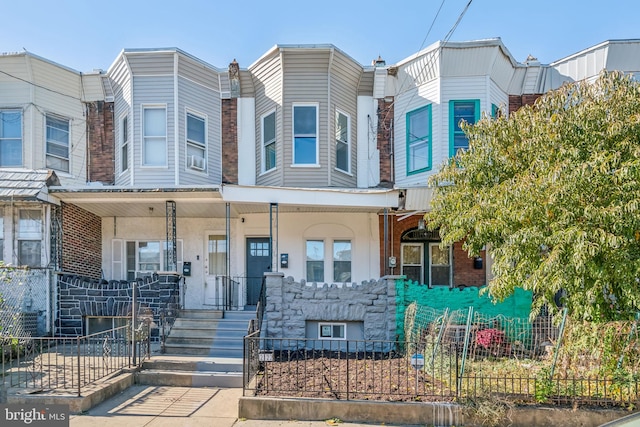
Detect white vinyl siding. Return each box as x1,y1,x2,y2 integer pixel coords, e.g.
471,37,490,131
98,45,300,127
252,50,282,187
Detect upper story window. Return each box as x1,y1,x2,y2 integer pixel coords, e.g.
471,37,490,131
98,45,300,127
293,104,318,165
335,110,350,173
450,100,479,155
262,110,276,172
142,106,167,166
406,105,431,174
46,115,70,173
0,110,23,167
186,111,206,172
120,115,129,173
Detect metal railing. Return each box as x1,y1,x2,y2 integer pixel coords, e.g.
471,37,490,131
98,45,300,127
243,335,640,407
247,277,266,335
1,324,150,397
243,336,459,401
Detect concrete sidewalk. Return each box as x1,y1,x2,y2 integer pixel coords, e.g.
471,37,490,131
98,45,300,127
69,385,414,427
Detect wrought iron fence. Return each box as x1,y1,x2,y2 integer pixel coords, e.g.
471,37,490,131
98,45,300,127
243,333,640,407
0,323,150,396
243,335,459,402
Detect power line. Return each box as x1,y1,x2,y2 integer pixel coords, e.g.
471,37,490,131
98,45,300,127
0,69,85,102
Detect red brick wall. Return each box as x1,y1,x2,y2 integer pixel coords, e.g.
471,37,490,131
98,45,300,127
222,98,238,184
378,213,485,287
377,98,394,187
508,94,542,116
86,101,115,184
61,202,102,279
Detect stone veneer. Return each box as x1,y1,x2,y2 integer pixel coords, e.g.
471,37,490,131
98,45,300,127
263,273,398,342
56,272,181,338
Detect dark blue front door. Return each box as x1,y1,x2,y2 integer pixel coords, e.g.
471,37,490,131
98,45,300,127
246,238,271,305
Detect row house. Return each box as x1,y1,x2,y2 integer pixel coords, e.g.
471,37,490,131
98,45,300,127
1,38,638,337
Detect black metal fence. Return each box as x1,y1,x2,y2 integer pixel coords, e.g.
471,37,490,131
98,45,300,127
1,324,150,396
243,335,459,402
243,334,640,407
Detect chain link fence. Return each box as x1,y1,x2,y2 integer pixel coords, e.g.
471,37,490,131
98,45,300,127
0,267,54,337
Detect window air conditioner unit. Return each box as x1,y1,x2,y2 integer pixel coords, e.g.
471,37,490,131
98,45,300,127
189,155,205,171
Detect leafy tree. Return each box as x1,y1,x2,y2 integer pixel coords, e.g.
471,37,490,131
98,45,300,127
426,71,640,321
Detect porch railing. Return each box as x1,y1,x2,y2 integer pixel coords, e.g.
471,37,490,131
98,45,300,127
0,324,150,397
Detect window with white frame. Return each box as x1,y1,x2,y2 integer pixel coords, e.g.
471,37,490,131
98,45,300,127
186,111,206,172
0,110,22,167
293,104,318,165
46,115,70,173
319,322,346,340
333,240,351,282
407,105,431,174
125,240,182,280
18,209,42,267
262,111,276,172
335,110,350,173
120,115,129,173
450,100,479,155
142,106,167,166
306,240,324,282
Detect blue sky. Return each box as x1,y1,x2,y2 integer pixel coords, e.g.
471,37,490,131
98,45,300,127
2,0,639,72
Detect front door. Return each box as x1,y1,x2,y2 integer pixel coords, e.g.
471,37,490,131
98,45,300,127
246,237,271,306
204,234,227,307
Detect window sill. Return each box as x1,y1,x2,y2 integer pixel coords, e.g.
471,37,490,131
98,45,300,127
290,164,321,168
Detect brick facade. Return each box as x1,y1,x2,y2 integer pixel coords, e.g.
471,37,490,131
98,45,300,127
508,94,543,116
377,98,394,187
378,213,486,287
86,101,115,184
61,202,102,279
221,98,238,184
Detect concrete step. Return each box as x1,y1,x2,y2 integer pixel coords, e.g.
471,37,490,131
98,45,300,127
172,318,249,330
178,309,223,319
165,336,243,347
224,311,257,320
142,357,243,372
167,327,245,338
162,343,243,357
137,370,242,388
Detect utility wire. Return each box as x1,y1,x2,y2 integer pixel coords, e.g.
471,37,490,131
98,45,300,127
0,69,86,102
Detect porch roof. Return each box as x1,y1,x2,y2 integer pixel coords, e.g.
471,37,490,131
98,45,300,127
0,169,60,204
47,184,400,217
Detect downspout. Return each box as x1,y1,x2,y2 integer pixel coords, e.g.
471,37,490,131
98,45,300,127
327,48,334,186
174,52,180,185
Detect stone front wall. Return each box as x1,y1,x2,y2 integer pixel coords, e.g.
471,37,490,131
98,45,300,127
57,273,181,337
263,273,397,342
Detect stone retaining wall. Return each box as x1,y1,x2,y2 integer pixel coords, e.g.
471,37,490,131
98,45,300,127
263,273,397,342
57,273,181,337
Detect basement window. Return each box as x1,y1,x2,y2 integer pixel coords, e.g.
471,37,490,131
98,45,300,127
86,316,129,338
319,322,346,340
